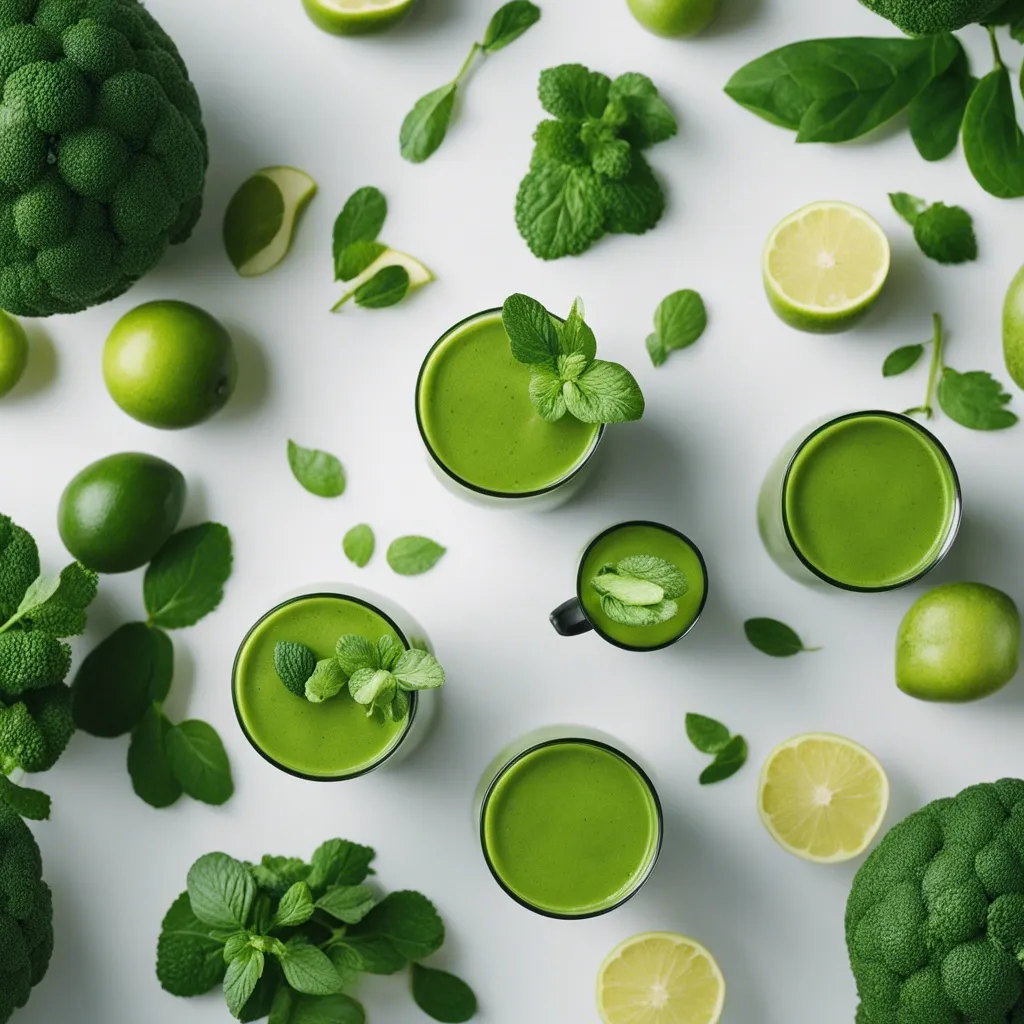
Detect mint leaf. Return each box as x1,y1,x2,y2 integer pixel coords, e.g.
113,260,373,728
412,964,478,1023
21,561,97,637
280,940,344,996
590,573,664,606
274,641,317,699
305,658,348,704
963,65,1024,198
938,367,1018,429
332,187,387,275
239,958,283,1021
538,64,610,120
128,705,182,808
157,891,227,997
699,735,748,786
354,265,410,309
72,622,173,737
648,289,707,366
598,152,665,235
482,0,540,52
167,720,234,805
591,137,632,179
283,993,366,1024
608,72,677,148
288,441,346,498
307,839,376,892
913,203,977,265
883,344,925,377
744,617,818,657
316,884,376,925
272,882,315,928
646,333,666,367
386,689,411,724
400,83,458,164
531,119,587,167
144,523,233,629
616,555,688,599
224,931,252,962
330,936,407,976
187,853,256,932
343,525,375,568
0,773,50,820
225,946,265,1018
889,191,925,225
335,634,378,675
600,595,677,627
685,713,731,755
559,296,597,362
348,667,396,714
392,648,445,691
908,42,974,162
348,890,444,961
336,240,386,283
501,292,560,365
528,365,567,421
378,635,401,670
564,359,645,423
515,162,605,260
387,536,446,576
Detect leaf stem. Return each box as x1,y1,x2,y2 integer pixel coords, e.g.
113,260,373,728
988,25,1004,69
330,290,355,312
905,312,944,419
453,42,482,86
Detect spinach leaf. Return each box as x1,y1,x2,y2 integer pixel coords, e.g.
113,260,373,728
962,65,1024,198
908,42,974,161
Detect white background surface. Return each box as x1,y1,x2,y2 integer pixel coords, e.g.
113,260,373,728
4,0,1024,1021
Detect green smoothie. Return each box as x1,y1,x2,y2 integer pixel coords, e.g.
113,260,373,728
481,740,661,916
417,311,600,494
784,413,957,589
580,523,707,649
233,595,410,779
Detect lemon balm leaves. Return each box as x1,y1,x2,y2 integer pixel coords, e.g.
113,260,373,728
343,525,375,568
889,193,977,265
744,618,819,657
647,289,707,367
963,63,1024,199
144,524,233,630
939,368,1019,429
288,441,346,498
387,536,446,576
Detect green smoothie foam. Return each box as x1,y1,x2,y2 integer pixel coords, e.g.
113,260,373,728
417,311,600,495
233,595,410,779
481,740,660,916
784,413,957,589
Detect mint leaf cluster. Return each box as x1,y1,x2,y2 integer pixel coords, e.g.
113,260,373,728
516,66,677,260
889,193,978,265
274,635,445,722
502,293,644,424
157,840,477,1023
0,514,98,820
71,524,236,809
591,554,687,627
685,713,748,786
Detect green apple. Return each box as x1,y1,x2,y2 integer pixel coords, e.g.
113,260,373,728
896,582,1020,702
0,311,28,398
626,0,720,37
1002,263,1024,391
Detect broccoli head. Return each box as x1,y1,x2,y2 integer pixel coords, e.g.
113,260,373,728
847,778,1024,1023
0,630,71,695
0,801,53,1023
858,0,1006,35
0,684,74,774
0,516,39,623
0,0,208,317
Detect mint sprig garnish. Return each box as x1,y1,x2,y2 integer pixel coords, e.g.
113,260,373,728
590,554,686,627
273,634,445,722
502,293,644,425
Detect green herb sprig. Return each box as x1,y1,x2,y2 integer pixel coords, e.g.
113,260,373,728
744,618,819,658
591,555,687,627
889,193,977,265
888,313,1018,430
274,635,445,722
685,713,748,785
71,524,235,809
517,65,677,259
502,293,644,424
400,1,541,164
157,840,478,1023
646,289,707,366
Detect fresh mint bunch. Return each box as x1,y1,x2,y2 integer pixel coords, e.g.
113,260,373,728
156,839,478,1023
0,514,99,820
590,555,687,627
517,66,677,260
400,2,541,164
273,635,445,722
889,193,978,265
501,293,645,424
71,524,235,809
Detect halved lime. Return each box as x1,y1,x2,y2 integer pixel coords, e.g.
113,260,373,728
597,932,725,1024
763,201,890,333
223,167,317,278
302,0,417,35
331,249,434,310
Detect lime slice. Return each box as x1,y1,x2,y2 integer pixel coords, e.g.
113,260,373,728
763,201,890,333
302,0,417,35
597,932,725,1024
223,167,317,278
331,249,434,311
758,732,890,863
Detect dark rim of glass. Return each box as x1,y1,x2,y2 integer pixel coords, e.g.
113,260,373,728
574,520,710,652
478,737,664,920
780,410,963,593
414,308,606,500
231,592,418,783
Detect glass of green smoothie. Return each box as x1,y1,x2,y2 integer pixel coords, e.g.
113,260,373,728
475,727,663,919
415,309,605,509
550,521,709,651
758,410,962,591
232,585,437,780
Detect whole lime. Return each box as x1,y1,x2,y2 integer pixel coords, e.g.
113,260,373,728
627,0,720,37
302,0,417,36
103,301,237,429
896,582,1020,702
0,311,28,398
1002,262,1024,391
58,453,186,573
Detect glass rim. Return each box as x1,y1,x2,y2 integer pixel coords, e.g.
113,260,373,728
478,736,664,920
414,307,606,500
574,520,710,652
780,409,963,593
231,591,418,783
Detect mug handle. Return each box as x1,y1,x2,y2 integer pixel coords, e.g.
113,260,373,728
550,597,592,637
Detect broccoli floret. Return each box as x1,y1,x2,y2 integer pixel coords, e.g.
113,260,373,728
0,684,74,774
859,0,1006,34
0,516,39,623
0,801,53,1023
23,562,98,637
0,1,208,317
0,631,71,695
847,778,1024,1023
